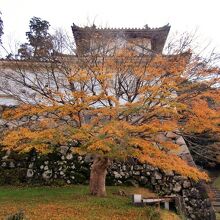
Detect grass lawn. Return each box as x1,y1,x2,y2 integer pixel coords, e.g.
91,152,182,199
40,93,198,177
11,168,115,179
0,185,181,220
213,175,220,220
213,175,220,190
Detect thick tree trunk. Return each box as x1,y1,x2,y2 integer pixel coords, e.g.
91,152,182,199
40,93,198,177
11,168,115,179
89,156,110,196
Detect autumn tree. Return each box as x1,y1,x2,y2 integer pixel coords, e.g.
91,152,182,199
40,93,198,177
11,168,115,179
18,17,53,60
0,30,219,196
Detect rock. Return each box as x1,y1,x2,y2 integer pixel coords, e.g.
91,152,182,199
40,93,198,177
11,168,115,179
173,183,182,192
184,197,189,202
42,170,52,179
1,162,7,167
21,116,29,122
28,163,34,169
44,161,49,165
156,133,168,142
44,166,49,170
133,171,140,176
190,188,200,198
176,137,185,145
173,175,187,182
9,161,15,168
120,172,125,177
84,154,94,163
163,170,174,176
151,177,156,185
140,176,148,185
183,180,191,189
154,171,162,180
146,172,151,176
166,131,178,138
7,122,17,129
66,153,73,160
60,171,64,176
117,180,123,185
69,140,79,147
2,155,9,160
145,165,155,171
2,149,11,160
190,214,196,219
60,146,69,155
40,165,44,169
134,165,142,171
31,115,38,120
178,145,190,156
67,180,71,184
122,165,126,171
78,156,83,161
113,171,122,179
27,169,34,178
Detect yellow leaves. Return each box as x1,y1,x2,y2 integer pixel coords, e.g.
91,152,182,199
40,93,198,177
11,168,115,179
137,148,208,181
129,137,152,150
71,131,90,142
183,99,220,133
72,91,87,99
159,141,179,151
96,73,113,81
1,126,72,153
88,139,111,153
69,69,89,82
126,136,208,181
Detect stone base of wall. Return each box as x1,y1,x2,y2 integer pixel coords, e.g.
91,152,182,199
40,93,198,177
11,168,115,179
0,149,216,220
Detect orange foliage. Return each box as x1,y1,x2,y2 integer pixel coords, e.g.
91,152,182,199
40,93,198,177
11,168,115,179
1,49,219,182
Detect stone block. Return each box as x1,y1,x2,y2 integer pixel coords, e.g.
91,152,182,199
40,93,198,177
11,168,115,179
176,137,185,145
166,131,179,139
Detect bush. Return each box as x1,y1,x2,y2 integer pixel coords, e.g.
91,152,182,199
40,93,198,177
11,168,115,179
5,210,25,220
0,168,26,185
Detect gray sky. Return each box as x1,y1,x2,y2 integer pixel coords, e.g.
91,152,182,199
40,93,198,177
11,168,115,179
1,0,220,54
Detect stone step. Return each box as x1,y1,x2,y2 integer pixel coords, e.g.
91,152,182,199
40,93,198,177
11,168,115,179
212,202,220,206
213,200,220,203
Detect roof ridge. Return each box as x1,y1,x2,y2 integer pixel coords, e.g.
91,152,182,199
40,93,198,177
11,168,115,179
72,24,170,32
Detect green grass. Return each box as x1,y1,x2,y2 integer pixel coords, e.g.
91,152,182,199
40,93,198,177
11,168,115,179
213,175,220,220
213,175,220,190
0,185,180,220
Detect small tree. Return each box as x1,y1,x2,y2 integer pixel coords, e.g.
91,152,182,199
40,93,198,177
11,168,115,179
0,31,219,196
18,17,53,60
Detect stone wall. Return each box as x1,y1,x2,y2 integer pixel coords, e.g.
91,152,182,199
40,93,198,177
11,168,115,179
0,149,215,220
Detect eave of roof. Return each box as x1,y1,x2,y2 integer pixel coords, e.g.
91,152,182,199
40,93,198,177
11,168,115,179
71,24,171,53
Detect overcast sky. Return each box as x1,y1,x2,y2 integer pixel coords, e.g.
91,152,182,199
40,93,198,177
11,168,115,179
1,0,220,54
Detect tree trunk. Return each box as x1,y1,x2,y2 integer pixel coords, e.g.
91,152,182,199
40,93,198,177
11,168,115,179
89,156,110,196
